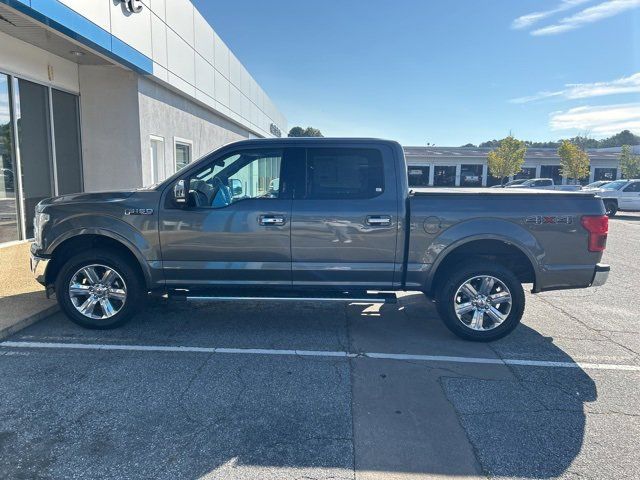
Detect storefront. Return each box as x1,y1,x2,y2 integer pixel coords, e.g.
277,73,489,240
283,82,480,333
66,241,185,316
0,74,82,243
404,146,625,188
0,0,287,245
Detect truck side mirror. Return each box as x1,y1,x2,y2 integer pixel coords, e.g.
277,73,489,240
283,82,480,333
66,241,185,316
173,179,187,204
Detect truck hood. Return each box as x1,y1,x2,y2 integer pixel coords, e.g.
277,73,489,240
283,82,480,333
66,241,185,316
37,190,136,208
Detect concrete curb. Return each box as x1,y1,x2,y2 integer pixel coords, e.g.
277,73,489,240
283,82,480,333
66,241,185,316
0,304,59,341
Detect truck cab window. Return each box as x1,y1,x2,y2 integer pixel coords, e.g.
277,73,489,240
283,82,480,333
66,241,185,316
188,150,282,208
305,148,384,199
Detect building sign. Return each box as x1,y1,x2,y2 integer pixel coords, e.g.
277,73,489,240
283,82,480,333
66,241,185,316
270,123,282,138
120,0,143,13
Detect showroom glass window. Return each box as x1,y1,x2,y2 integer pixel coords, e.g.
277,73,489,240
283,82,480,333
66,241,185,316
0,74,18,242
460,164,483,187
408,166,430,187
304,148,384,199
15,79,54,239
0,73,82,242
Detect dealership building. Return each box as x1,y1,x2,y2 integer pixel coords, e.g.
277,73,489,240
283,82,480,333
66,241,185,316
0,0,287,244
404,146,627,188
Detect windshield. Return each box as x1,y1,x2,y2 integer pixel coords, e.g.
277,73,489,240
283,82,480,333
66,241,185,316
600,180,627,190
521,179,536,186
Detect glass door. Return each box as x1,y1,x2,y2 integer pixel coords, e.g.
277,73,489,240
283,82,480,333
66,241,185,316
14,78,55,238
0,74,19,243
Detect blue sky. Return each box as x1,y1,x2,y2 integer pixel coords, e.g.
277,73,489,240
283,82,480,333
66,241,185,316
192,0,640,146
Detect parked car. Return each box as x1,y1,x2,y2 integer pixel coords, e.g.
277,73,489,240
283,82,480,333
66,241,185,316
490,179,528,188
596,179,640,216
30,138,609,341
507,178,582,191
583,180,611,191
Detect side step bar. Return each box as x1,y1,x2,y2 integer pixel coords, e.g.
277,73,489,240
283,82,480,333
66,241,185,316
171,291,397,304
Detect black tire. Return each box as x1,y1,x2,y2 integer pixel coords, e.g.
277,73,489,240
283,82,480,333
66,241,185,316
55,249,143,329
435,261,525,341
604,200,617,217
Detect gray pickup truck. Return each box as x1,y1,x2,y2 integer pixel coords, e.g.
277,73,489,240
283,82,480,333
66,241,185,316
30,138,610,341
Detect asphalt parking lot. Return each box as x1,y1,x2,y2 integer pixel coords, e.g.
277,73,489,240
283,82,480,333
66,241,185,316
1,213,639,480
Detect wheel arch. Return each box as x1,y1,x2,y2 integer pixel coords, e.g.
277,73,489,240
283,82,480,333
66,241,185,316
425,235,539,296
45,230,151,290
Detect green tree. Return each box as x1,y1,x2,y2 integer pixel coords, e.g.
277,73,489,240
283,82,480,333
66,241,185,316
487,135,527,185
288,126,323,137
619,145,640,179
557,140,590,184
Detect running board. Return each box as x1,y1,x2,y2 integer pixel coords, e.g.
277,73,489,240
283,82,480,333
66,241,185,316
171,291,397,304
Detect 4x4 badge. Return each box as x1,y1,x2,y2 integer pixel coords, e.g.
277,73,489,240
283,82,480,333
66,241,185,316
124,208,154,215
524,215,573,225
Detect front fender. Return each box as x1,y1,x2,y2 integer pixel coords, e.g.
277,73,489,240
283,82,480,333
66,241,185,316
44,214,156,287
422,218,544,292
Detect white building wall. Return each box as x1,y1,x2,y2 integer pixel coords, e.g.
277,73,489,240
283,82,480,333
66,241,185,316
78,65,143,191
54,0,286,138
137,76,250,186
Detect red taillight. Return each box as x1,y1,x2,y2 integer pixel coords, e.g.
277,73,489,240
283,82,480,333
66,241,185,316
581,215,609,252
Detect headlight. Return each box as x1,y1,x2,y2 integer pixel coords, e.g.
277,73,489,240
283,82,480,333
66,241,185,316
34,212,50,247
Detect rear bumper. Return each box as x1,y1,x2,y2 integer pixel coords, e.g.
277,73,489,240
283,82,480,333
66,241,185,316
591,263,610,287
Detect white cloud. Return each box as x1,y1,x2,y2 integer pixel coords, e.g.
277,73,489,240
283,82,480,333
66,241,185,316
549,103,640,135
511,72,640,103
512,0,591,29
532,0,640,35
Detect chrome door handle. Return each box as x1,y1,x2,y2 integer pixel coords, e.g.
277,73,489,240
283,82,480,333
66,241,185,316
366,215,391,226
259,215,286,226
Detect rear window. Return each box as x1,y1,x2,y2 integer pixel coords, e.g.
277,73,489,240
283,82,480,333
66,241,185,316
305,148,384,199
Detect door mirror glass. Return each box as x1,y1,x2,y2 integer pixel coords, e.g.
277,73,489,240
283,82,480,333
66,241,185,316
230,178,243,197
173,179,187,204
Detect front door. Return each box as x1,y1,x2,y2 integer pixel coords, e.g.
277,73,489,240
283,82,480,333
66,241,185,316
159,147,295,287
290,145,399,288
619,181,640,210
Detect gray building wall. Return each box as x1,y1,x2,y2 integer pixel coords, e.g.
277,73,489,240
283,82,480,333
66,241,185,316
78,65,142,191
137,77,251,186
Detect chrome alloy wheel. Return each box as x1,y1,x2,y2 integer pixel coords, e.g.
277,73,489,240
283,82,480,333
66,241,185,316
453,275,512,331
68,264,127,320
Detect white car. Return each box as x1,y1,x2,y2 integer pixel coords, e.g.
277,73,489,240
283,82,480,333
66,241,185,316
507,178,582,191
597,179,640,216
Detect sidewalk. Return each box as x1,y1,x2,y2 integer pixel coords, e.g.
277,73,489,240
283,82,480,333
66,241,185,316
0,242,58,339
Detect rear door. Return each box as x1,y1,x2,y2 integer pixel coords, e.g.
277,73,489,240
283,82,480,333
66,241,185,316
619,181,640,210
290,144,399,288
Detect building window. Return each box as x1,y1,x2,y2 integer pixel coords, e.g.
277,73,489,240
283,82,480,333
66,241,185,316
434,165,456,187
174,139,192,173
540,165,562,184
515,167,536,180
595,168,617,181
460,164,483,187
150,136,165,184
408,166,430,187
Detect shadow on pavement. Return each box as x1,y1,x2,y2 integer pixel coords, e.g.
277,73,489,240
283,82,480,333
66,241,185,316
0,294,597,479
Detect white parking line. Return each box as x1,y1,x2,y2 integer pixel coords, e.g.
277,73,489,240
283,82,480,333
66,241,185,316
1,340,639,371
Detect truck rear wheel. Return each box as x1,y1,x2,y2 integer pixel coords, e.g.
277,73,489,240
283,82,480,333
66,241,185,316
604,200,617,217
435,261,525,341
55,250,143,329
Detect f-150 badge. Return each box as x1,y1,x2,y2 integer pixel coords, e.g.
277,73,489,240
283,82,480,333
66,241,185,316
524,215,573,225
124,208,154,215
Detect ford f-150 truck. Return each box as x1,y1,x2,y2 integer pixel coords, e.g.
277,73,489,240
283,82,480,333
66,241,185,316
30,138,610,341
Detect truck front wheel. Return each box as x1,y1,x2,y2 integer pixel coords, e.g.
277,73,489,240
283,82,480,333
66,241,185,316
55,250,143,329
435,261,525,341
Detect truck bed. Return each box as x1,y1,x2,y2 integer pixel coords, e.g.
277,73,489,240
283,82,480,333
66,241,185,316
410,187,595,196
